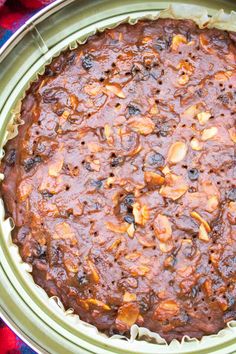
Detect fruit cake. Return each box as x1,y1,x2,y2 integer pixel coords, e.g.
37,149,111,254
1,19,236,342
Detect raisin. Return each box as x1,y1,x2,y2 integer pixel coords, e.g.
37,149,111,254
82,54,93,70
128,105,141,116
182,243,196,258
191,287,198,298
119,202,127,214
42,88,59,103
156,122,171,137
217,93,231,105
55,108,65,116
44,67,55,77
124,215,134,224
110,156,124,167
35,244,47,259
139,297,150,313
78,274,89,286
155,38,168,51
24,156,41,172
5,149,16,166
228,187,236,201
196,88,203,97
67,51,76,64
124,194,135,207
188,168,199,181
91,180,103,189
17,226,30,243
218,255,236,278
148,152,165,167
41,190,53,199
188,187,197,193
83,162,93,172
227,294,235,307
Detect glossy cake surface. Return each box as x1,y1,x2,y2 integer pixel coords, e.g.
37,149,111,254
1,19,236,342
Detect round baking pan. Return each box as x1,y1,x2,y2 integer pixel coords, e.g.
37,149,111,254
0,1,236,353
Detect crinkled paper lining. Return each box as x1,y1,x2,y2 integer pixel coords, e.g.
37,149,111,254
1,3,236,350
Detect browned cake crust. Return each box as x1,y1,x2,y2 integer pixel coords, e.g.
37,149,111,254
1,19,236,342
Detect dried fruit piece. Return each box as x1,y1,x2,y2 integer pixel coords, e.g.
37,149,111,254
70,94,79,110
89,159,101,172
203,279,213,297
5,149,16,166
127,223,135,238
87,142,103,153
201,127,218,141
162,165,171,175
153,214,172,242
129,265,150,276
190,211,211,232
190,137,203,151
87,260,100,283
86,298,111,311
198,223,209,242
132,202,149,225
159,241,174,253
64,258,79,273
177,265,194,277
123,292,137,302
48,154,64,177
82,54,93,70
214,71,233,81
188,168,199,181
164,255,176,268
105,83,126,98
18,180,32,202
153,300,180,320
108,238,122,251
105,221,128,234
54,222,77,243
116,303,139,329
124,215,134,224
150,103,159,115
144,171,165,187
160,173,188,200
171,34,187,51
24,156,41,172
228,201,236,224
178,74,189,86
84,82,101,96
182,104,203,120
197,111,211,125
125,252,141,261
128,105,141,116
206,195,219,212
177,60,194,74
167,141,187,164
128,117,155,135
228,187,236,201
145,152,165,167
228,127,236,143
104,124,114,145
199,33,213,54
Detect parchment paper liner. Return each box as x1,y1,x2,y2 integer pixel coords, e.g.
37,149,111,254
1,3,236,350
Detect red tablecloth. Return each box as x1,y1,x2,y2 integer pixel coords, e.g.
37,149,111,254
0,1,55,352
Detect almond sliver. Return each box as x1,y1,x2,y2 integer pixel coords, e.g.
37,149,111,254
167,141,187,163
